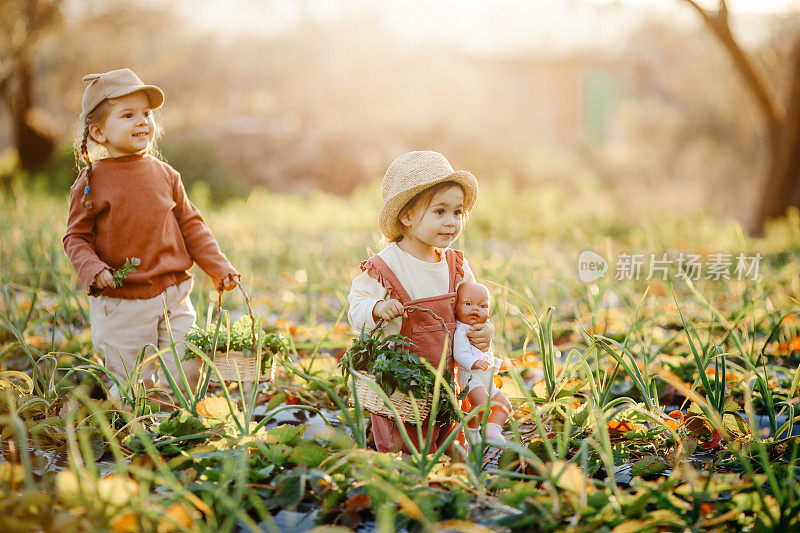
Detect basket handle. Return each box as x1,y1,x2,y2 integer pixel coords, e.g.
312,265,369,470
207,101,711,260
370,304,448,337
215,280,258,353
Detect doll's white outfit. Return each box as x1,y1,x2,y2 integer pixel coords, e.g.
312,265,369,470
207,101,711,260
453,320,502,397
454,320,506,446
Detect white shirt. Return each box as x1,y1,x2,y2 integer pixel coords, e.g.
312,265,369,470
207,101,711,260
347,243,475,337
453,321,501,372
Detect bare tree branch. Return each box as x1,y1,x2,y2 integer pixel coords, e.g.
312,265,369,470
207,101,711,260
680,0,784,135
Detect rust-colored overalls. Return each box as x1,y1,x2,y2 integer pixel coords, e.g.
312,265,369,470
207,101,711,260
360,248,465,453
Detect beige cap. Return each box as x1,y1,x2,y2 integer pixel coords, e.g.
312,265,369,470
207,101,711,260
379,151,478,241
80,68,164,121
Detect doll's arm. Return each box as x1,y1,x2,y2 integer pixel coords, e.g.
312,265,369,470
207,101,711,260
488,355,510,371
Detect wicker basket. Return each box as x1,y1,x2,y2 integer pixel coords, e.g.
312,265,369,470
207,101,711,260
345,306,450,423
211,350,272,383
348,369,430,422
206,283,274,384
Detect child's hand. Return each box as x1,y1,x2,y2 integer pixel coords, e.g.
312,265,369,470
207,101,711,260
466,320,495,352
372,299,406,322
93,269,114,289
471,358,489,371
499,359,512,371
220,274,239,292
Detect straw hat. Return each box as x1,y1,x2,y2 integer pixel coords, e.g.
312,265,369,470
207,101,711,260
379,151,478,241
80,68,164,121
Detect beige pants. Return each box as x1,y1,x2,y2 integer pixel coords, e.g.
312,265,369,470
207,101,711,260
89,279,201,392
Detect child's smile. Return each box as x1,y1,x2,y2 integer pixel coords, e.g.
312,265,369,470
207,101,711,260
398,185,464,262
91,92,155,157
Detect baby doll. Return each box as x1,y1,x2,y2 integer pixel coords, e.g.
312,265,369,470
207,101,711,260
453,282,512,445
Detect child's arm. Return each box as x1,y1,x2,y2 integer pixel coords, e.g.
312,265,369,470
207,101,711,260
170,170,239,291
63,174,112,290
348,271,388,333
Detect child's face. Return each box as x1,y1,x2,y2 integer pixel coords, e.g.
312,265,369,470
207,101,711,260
90,92,155,157
400,185,464,251
455,282,491,326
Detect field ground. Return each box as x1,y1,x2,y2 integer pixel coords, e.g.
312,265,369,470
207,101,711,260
2,177,800,531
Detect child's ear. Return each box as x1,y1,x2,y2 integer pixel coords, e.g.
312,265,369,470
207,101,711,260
399,209,412,228
88,124,106,144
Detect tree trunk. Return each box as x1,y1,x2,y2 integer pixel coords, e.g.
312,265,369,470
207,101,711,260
6,58,55,173
751,44,800,235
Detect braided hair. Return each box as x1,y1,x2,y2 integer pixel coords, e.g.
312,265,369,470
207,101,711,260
75,100,110,210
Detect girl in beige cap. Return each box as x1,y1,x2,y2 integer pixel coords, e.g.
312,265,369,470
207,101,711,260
63,68,240,405
348,150,494,454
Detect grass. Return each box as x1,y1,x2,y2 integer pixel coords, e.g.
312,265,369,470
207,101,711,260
2,172,800,531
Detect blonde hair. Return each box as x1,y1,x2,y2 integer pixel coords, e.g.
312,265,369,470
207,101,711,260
392,180,468,243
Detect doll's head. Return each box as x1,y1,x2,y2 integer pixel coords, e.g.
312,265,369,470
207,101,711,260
75,69,164,208
455,282,491,326
379,151,478,243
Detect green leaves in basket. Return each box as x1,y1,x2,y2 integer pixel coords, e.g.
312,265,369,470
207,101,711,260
339,326,467,425
186,315,288,371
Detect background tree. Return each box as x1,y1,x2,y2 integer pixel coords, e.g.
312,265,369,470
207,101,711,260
681,0,800,235
0,0,62,173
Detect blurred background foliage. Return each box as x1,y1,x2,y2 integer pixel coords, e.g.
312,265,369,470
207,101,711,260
1,0,800,227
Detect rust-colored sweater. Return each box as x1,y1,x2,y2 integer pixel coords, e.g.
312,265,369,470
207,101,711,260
63,154,238,299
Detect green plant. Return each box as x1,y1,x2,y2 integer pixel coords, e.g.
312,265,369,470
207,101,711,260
186,314,287,372
339,327,466,426
111,257,141,287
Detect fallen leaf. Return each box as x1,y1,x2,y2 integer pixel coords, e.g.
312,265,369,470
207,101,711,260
196,395,237,421
158,502,196,531
110,512,138,532
550,460,595,494
607,419,633,437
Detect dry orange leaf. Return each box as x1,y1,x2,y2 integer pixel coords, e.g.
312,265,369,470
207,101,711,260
159,502,196,531
516,353,540,367
196,395,233,420
662,417,680,431
607,419,633,437
110,512,138,532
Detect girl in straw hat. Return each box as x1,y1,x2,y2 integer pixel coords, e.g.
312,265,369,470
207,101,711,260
64,68,240,404
348,150,494,453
